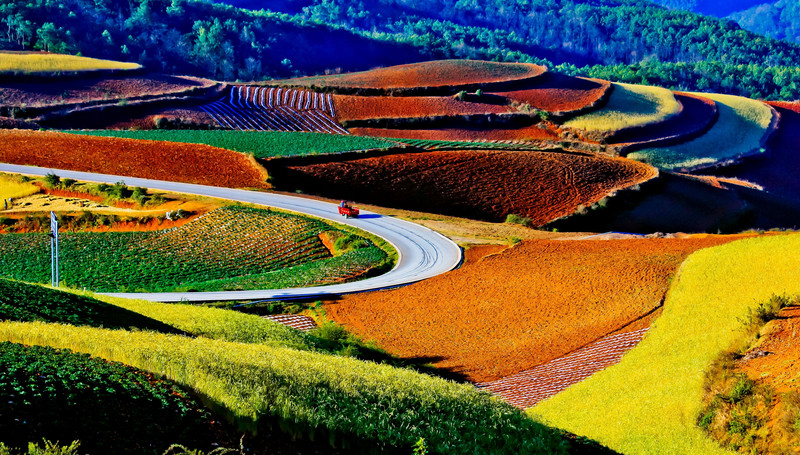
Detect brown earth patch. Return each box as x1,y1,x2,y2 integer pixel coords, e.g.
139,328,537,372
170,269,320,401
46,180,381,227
325,237,741,382
0,130,268,188
274,149,657,223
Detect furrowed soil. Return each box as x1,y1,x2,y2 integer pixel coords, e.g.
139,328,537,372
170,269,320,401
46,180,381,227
333,94,510,121
491,74,611,113
0,130,268,188
272,149,656,223
349,125,560,141
0,74,215,107
325,237,741,382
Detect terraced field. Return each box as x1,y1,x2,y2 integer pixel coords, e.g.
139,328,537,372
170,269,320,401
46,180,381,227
333,93,511,121
0,51,141,75
349,125,560,141
629,92,776,171
0,206,385,292
491,74,612,114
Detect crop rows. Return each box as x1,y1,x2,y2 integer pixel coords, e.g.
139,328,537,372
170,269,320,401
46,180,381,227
396,137,552,151
0,206,373,292
200,86,349,134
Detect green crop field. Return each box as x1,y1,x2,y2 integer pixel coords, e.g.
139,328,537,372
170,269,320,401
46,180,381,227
0,206,386,292
68,130,401,158
564,82,681,132
629,93,774,170
0,51,141,75
530,233,800,455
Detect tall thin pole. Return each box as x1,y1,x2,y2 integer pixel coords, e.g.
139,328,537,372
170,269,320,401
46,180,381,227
50,211,59,287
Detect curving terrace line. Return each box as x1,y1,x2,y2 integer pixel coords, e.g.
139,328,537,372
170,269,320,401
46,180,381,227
0,163,462,303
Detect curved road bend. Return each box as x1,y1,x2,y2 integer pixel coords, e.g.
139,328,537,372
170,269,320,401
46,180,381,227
0,164,462,302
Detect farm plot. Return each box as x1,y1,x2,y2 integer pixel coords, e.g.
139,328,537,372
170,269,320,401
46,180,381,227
69,130,400,158
333,94,511,121
271,59,547,92
0,51,141,76
532,233,800,455
349,124,561,141
563,83,681,135
0,206,384,292
491,74,612,114
0,130,268,188
0,173,39,201
200,86,348,133
272,149,657,224
628,92,776,171
325,237,737,382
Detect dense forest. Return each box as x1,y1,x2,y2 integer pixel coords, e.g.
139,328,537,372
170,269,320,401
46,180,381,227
3,0,800,100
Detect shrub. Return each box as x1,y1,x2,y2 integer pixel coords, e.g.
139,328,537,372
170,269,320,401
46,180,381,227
42,173,60,189
505,213,532,227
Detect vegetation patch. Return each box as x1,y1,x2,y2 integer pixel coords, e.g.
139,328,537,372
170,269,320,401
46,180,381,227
0,51,141,76
629,92,775,171
531,233,800,455
0,174,40,202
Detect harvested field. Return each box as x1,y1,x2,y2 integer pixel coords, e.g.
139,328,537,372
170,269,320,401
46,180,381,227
492,74,611,114
325,237,740,382
350,125,560,141
0,74,214,108
273,59,546,91
0,130,268,189
333,94,511,121
272,149,657,223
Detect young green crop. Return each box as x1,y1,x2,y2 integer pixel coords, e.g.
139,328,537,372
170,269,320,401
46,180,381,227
0,321,573,454
67,130,400,158
530,233,800,455
629,93,774,170
564,83,681,132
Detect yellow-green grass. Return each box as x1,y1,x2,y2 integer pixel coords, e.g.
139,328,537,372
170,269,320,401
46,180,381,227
564,82,681,132
530,233,800,455
629,93,774,170
0,51,141,75
0,320,571,454
0,174,39,200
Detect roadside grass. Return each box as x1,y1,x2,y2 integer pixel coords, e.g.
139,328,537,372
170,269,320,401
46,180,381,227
629,93,774,170
0,174,40,201
67,130,401,158
0,320,574,454
564,83,680,132
0,52,141,75
530,233,800,455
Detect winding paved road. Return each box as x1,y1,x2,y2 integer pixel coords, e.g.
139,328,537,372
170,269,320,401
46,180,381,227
0,164,462,302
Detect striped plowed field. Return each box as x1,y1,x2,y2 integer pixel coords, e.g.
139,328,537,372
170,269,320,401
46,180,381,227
325,238,739,382
333,94,511,121
264,314,318,332
609,92,718,149
270,59,547,91
491,74,611,114
277,149,656,223
200,86,348,134
349,125,560,141
478,329,649,409
0,130,268,189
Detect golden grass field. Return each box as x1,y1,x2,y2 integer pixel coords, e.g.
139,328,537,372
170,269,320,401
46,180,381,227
0,51,141,74
0,174,40,201
564,82,681,132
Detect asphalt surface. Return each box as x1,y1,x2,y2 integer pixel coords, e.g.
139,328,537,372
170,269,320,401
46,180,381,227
0,163,462,302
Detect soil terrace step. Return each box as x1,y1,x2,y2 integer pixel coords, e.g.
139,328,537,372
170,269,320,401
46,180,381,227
477,328,648,409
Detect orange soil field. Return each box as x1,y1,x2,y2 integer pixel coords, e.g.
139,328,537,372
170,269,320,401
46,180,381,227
739,305,800,394
492,74,611,113
325,237,741,382
280,149,656,223
0,130,268,188
333,94,511,121
274,60,546,90
0,74,215,107
350,125,560,141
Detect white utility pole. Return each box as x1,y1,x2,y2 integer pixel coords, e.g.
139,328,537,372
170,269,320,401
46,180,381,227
50,211,59,287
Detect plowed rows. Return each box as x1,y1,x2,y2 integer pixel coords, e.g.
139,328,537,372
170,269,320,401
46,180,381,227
324,238,740,382
350,125,560,141
478,329,649,408
276,60,546,90
0,130,268,189
282,150,656,223
264,314,318,332
333,94,511,121
0,74,214,107
609,92,718,147
491,74,611,113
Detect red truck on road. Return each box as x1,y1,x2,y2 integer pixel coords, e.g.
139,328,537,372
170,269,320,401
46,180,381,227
338,201,359,218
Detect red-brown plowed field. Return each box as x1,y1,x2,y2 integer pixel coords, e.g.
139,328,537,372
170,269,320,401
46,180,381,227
0,74,215,107
325,237,741,382
491,74,611,113
280,150,656,223
609,92,718,146
275,59,546,90
0,130,268,188
333,94,511,121
350,125,560,141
